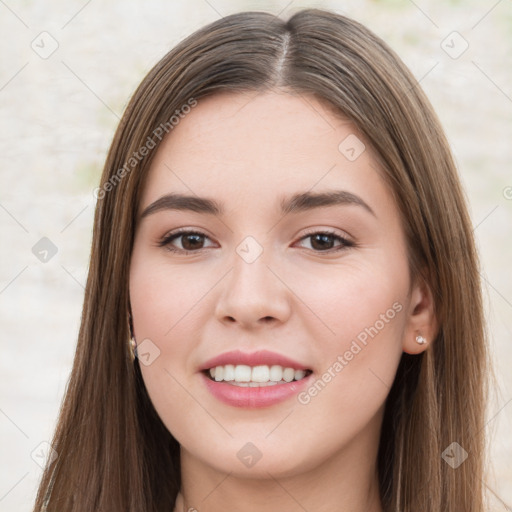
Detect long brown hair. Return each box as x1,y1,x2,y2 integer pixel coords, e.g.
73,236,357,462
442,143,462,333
33,8,490,511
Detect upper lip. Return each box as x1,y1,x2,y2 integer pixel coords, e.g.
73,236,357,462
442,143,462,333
199,349,311,372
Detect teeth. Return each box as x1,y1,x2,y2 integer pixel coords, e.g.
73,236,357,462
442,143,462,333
251,365,269,383
235,364,252,382
283,367,295,382
214,365,224,382
269,365,282,381
294,369,306,380
223,364,235,381
206,364,310,384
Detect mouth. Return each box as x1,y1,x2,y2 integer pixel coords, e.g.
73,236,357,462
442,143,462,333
202,364,313,387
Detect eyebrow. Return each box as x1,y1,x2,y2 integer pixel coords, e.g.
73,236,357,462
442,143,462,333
139,190,376,220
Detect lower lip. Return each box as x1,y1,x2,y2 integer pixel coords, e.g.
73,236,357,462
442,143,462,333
200,372,314,408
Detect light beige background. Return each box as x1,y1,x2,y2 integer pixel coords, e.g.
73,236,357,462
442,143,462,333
0,0,511,510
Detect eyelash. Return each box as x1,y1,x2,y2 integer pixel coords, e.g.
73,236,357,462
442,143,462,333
157,228,355,255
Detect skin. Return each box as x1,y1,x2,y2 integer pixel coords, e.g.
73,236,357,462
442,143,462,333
129,89,436,512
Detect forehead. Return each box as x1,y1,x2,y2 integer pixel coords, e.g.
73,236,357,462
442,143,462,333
138,90,387,216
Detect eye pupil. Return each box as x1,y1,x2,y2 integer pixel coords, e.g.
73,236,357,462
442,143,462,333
163,230,348,254
311,234,334,250
182,234,204,250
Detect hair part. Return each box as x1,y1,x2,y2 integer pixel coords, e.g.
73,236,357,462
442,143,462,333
33,8,489,511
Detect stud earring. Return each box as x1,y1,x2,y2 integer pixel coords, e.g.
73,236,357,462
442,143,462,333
415,334,427,345
129,336,137,360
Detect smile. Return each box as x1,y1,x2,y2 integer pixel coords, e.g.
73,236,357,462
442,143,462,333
204,364,312,386
199,365,313,409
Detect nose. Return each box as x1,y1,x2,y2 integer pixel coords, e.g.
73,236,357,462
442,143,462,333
214,247,292,330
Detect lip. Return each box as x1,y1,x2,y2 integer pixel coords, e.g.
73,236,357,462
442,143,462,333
198,349,311,372
200,371,314,408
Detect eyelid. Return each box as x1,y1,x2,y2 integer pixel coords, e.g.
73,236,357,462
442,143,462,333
158,226,355,254
293,227,354,251
298,226,353,242
157,228,216,252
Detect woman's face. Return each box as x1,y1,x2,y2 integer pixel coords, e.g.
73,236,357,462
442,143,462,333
129,90,430,478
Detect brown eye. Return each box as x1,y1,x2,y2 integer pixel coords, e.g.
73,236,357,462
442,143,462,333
158,229,353,254
180,233,206,250
297,230,354,253
158,230,214,253
310,233,337,250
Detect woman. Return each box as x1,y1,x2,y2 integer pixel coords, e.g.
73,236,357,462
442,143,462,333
33,8,490,512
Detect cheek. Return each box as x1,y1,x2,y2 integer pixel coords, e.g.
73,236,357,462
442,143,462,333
129,250,218,434
289,253,407,347
129,248,214,340
291,325,403,473
290,256,408,423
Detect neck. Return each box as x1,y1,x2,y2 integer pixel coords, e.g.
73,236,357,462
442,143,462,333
173,476,382,512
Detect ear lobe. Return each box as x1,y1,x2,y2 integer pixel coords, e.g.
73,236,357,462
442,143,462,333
402,275,438,355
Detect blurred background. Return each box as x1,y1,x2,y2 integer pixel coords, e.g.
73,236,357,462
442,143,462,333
0,0,511,510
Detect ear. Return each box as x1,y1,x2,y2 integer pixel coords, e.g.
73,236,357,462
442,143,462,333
402,273,438,355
